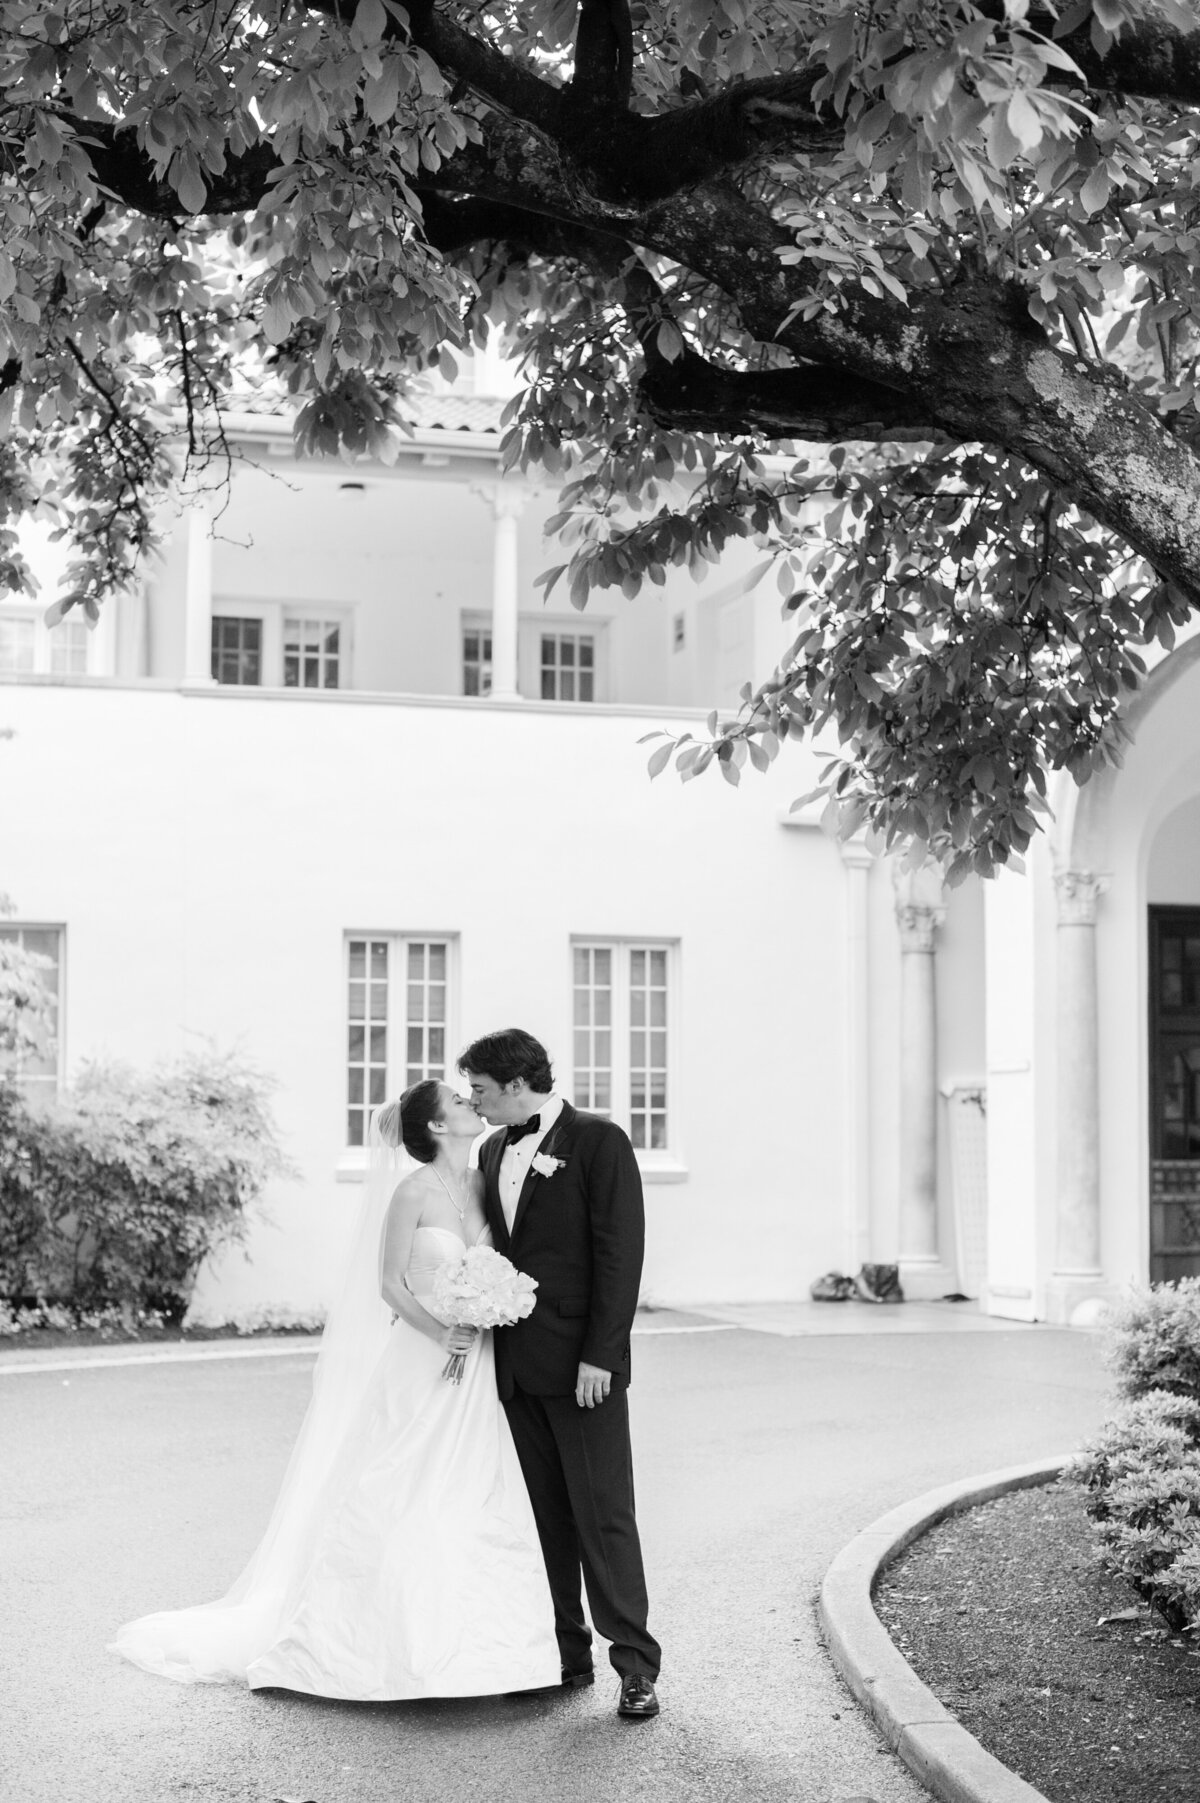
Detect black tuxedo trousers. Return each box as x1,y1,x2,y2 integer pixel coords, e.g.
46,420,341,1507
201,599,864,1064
503,1384,661,1680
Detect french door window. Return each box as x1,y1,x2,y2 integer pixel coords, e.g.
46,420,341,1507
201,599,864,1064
345,935,454,1147
572,940,674,1153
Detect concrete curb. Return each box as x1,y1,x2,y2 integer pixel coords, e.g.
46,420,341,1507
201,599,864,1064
819,1455,1070,1803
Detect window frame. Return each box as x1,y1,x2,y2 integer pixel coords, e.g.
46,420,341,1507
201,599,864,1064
340,931,459,1167
516,617,607,703
570,936,682,1175
0,604,95,678
0,922,65,1099
460,612,493,697
212,600,354,690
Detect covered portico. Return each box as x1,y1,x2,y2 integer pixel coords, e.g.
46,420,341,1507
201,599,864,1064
982,630,1200,1320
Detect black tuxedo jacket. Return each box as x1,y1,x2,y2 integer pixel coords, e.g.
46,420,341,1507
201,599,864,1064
480,1102,644,1399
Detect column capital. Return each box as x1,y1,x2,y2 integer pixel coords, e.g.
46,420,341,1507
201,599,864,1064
472,481,527,520
1054,869,1110,926
838,835,875,871
892,864,947,952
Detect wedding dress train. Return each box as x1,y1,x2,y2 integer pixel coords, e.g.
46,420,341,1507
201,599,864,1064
111,1225,560,1700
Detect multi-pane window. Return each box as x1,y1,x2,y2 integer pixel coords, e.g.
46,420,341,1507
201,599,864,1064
629,947,669,1152
345,935,453,1146
463,627,493,697
0,618,35,674
572,941,674,1153
0,925,62,1099
49,620,89,675
541,632,595,703
573,947,613,1115
211,616,262,685
284,617,340,689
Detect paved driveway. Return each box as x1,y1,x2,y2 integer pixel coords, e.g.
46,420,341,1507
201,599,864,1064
1,1314,1108,1803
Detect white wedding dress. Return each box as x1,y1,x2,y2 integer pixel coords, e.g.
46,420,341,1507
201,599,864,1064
111,1224,560,1700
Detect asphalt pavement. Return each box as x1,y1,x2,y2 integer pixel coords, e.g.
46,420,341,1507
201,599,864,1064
0,1306,1109,1803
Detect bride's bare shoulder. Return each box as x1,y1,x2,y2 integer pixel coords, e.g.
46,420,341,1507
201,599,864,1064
388,1166,437,1215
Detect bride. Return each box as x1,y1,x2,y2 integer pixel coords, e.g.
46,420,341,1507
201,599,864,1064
111,1081,560,1700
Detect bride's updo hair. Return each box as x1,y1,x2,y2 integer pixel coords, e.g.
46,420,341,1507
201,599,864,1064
396,1079,444,1164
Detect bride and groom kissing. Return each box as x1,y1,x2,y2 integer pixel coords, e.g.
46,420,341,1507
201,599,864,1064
112,1028,662,1720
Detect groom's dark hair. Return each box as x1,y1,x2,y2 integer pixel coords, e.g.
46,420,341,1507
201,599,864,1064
458,1028,554,1093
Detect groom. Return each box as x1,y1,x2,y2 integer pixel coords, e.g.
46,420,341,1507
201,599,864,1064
460,1028,662,1719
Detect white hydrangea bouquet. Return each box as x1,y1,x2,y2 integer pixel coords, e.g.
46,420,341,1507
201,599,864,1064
430,1245,538,1383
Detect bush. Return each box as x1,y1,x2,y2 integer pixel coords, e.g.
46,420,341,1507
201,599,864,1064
1102,1278,1200,1402
1071,1285,1200,1632
0,1048,292,1322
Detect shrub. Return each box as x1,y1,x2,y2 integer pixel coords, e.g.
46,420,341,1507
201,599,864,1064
0,1048,292,1321
1102,1278,1200,1402
1071,1286,1200,1632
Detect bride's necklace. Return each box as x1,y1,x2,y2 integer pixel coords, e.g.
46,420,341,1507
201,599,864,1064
432,1164,469,1222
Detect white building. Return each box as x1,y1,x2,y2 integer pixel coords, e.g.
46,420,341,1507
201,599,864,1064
1,389,1196,1324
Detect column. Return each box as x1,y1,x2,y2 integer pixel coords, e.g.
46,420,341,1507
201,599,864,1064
478,485,524,701
1045,869,1113,1325
840,838,874,1273
182,500,214,685
893,864,954,1298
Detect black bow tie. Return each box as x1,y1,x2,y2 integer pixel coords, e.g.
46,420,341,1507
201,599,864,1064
505,1115,542,1145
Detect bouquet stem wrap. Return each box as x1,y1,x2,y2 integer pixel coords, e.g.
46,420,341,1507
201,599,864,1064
431,1246,538,1385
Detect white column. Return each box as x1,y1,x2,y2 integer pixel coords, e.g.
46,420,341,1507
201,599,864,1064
840,838,874,1273
1045,869,1114,1325
182,501,214,685
893,864,954,1297
478,486,524,701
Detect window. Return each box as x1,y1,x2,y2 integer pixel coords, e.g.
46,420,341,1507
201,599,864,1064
284,617,340,689
0,925,62,1099
345,935,454,1147
211,616,262,686
463,626,493,697
541,631,595,702
0,609,94,677
0,618,35,674
572,940,675,1154
49,620,89,675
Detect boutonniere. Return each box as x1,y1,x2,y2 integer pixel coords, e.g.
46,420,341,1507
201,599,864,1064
530,1152,565,1179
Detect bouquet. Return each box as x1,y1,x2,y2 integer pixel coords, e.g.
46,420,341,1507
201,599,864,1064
430,1245,538,1383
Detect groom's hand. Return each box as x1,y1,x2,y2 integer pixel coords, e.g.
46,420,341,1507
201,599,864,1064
575,1362,611,1409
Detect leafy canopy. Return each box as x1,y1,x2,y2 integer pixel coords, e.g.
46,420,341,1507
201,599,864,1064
5,0,1200,875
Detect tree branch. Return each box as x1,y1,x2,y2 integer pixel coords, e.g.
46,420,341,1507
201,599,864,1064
637,344,943,442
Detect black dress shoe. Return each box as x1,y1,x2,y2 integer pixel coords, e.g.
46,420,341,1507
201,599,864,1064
617,1674,659,1718
561,1666,595,1689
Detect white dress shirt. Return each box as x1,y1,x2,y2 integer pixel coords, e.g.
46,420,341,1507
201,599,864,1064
498,1093,564,1233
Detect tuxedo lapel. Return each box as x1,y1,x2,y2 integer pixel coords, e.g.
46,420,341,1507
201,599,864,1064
508,1102,579,1245
478,1129,509,1252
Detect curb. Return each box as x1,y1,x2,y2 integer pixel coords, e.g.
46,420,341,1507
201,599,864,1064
819,1455,1070,1803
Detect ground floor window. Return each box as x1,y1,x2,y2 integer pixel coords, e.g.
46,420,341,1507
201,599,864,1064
572,940,675,1153
0,924,63,1098
345,934,454,1147
284,617,341,689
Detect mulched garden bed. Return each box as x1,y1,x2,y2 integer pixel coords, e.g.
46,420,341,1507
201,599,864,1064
0,1322,322,1351
874,1480,1200,1803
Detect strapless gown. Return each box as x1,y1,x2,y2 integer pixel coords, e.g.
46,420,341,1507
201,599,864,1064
113,1226,560,1700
